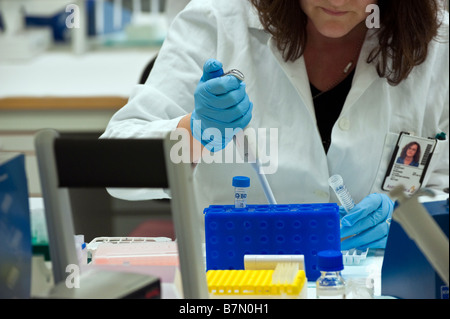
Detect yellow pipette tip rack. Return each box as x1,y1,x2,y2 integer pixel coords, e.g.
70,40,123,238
206,268,307,299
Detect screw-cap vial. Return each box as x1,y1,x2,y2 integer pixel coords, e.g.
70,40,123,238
233,176,250,208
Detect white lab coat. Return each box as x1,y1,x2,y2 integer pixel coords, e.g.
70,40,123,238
102,0,449,213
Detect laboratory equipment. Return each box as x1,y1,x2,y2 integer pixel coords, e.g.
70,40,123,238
0,153,32,298
125,0,167,45
74,235,87,266
346,277,374,299
244,255,304,270
342,248,369,265
194,61,276,204
389,186,449,286
90,238,179,266
204,203,340,280
31,203,50,261
315,250,346,299
46,267,161,299
233,128,277,205
224,67,277,205
85,236,182,295
382,187,449,299
69,0,88,54
233,176,250,208
206,268,307,299
35,129,208,299
328,174,355,213
87,236,172,248
0,0,52,61
223,69,245,81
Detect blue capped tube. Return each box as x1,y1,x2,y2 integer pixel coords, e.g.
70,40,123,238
233,176,250,208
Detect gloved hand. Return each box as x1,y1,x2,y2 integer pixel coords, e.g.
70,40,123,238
191,59,253,152
340,193,394,250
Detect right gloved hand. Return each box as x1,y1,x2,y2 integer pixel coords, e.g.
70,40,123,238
340,193,394,250
191,59,253,152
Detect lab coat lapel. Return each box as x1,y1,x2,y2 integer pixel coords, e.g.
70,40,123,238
267,30,380,116
267,37,316,123
343,31,380,112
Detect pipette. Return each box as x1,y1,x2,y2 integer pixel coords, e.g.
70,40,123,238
223,69,277,205
233,128,277,204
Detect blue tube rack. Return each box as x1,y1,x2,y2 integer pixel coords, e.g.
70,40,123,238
204,203,341,281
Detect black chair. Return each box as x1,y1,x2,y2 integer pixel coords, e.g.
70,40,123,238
40,131,173,242
139,54,158,84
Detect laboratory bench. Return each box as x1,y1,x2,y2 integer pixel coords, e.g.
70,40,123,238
28,190,449,299
29,197,386,299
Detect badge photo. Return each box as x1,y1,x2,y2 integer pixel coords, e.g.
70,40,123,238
382,132,437,195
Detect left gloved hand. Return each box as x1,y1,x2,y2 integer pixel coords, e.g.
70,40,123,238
340,193,394,250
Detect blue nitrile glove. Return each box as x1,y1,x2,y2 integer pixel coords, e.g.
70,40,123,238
191,59,253,152
340,193,394,250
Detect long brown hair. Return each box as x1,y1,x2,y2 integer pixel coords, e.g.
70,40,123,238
249,0,443,85
400,142,421,163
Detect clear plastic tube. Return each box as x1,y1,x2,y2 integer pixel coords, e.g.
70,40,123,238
328,175,355,213
234,187,248,208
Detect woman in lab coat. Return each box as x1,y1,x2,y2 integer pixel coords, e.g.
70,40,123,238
102,0,449,249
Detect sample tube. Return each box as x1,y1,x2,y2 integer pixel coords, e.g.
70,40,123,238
328,174,355,213
233,176,250,208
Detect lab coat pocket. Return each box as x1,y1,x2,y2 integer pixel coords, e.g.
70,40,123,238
369,132,399,194
420,137,449,191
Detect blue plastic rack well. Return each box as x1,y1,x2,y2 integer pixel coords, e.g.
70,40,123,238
204,203,340,281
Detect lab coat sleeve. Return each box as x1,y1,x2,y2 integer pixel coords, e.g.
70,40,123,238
101,0,220,139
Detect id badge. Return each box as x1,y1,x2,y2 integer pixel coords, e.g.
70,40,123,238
382,132,437,195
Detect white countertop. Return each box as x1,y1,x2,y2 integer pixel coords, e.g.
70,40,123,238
0,47,158,99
